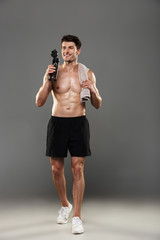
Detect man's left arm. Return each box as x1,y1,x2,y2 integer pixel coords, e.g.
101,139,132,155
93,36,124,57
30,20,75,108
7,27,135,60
81,70,102,109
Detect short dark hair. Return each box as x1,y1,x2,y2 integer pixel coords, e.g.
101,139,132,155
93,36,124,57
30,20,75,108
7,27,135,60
61,35,82,50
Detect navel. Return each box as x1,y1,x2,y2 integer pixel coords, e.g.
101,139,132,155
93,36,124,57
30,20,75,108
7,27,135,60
56,86,60,90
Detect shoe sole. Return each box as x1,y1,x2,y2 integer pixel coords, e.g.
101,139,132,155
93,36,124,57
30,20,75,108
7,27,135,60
57,219,68,224
72,230,84,234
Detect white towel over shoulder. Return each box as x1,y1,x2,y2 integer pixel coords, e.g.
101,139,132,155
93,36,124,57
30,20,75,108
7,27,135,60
78,63,90,102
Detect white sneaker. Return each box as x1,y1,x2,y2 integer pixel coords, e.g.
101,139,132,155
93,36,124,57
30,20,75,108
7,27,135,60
72,217,84,234
57,202,72,224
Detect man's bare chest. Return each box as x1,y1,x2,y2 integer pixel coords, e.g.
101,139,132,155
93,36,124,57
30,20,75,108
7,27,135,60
53,71,81,94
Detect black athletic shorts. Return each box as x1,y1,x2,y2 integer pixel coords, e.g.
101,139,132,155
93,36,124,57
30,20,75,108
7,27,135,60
46,116,91,158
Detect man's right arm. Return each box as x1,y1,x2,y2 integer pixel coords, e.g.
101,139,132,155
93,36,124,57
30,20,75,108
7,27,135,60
35,65,55,107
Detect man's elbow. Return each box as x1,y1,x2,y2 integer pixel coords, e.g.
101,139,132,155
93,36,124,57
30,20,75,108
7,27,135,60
95,104,101,109
35,98,44,107
36,102,43,107
95,98,102,109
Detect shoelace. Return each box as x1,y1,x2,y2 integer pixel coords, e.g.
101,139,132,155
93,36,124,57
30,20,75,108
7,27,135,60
59,207,69,217
73,217,82,225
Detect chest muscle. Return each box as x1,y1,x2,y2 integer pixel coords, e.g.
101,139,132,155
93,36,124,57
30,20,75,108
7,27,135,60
53,71,81,94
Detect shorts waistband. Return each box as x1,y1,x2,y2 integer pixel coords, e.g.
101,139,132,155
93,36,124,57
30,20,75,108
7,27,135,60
51,115,86,120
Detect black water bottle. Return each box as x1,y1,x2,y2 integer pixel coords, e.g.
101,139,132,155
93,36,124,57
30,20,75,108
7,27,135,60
49,49,60,81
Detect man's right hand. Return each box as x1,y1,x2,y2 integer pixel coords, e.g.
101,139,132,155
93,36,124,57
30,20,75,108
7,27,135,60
44,65,56,82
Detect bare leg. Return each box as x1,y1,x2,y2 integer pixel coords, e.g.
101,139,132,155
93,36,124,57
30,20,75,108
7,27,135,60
50,157,69,207
71,157,85,219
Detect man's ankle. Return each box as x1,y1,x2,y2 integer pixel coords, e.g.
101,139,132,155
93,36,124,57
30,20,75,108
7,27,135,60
61,201,69,207
73,214,81,219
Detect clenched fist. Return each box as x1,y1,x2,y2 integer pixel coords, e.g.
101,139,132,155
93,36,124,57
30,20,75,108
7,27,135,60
81,80,95,93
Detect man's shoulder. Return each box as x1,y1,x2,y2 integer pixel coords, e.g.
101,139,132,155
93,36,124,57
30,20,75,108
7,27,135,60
78,63,94,75
78,63,89,71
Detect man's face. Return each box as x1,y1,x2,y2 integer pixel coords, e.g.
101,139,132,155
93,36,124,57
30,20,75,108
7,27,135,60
61,41,80,63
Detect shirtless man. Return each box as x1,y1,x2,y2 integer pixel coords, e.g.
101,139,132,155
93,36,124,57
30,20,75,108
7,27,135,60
36,35,102,234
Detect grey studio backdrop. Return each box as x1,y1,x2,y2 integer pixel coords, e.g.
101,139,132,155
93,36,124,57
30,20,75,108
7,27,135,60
0,0,159,200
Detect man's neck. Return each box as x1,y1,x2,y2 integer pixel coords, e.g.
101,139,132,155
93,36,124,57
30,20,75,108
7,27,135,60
62,60,78,72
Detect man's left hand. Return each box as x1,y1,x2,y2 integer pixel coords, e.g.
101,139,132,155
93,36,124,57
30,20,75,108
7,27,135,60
81,80,95,93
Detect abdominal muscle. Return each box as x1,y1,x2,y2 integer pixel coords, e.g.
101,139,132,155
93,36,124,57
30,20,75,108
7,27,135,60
51,90,86,117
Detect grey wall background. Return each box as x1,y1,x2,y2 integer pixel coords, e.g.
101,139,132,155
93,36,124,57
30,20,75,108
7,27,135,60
0,0,159,199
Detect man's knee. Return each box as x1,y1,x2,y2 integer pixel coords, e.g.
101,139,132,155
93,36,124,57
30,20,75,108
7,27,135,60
71,158,84,180
52,165,63,177
50,157,64,178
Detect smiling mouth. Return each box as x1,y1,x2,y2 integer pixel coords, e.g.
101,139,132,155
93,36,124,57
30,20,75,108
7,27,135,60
64,54,71,57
